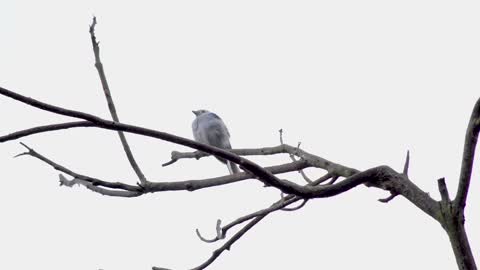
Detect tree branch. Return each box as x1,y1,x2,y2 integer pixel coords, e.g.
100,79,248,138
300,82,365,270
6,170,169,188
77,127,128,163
0,85,363,198
59,174,142,197
89,17,148,185
163,145,359,177
279,129,312,183
0,86,446,227
199,174,333,242
189,173,332,269
16,141,315,196
0,86,294,194
454,97,480,211
17,142,142,192
0,121,94,142
438,177,451,203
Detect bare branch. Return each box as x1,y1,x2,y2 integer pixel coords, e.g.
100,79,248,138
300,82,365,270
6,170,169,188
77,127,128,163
17,143,142,192
89,17,148,185
188,215,265,270
403,150,410,175
187,173,335,269
163,144,359,178
162,150,219,167
148,160,311,193
200,174,332,245
454,97,480,211
0,86,296,195
0,87,447,226
2,86,368,197
365,166,441,222
220,195,300,237
278,128,284,144
59,175,142,197
0,121,94,142
196,219,224,243
195,229,218,243
326,175,339,185
438,177,451,203
17,140,315,197
279,129,313,183
378,192,398,203
281,199,308,211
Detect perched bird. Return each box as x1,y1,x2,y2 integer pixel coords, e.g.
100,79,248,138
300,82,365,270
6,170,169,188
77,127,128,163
192,109,240,174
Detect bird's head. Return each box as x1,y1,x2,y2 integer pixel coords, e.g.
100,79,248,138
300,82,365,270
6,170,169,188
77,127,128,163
192,109,209,116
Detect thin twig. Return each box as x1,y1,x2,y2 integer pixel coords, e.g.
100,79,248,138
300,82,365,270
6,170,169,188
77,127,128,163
403,150,410,175
195,229,218,243
438,177,451,203
278,129,312,183
17,143,142,192
326,175,339,185
189,174,333,269
196,219,224,243
59,175,142,197
189,215,265,270
89,17,148,185
378,192,398,203
281,199,309,211
197,173,332,244
0,121,94,142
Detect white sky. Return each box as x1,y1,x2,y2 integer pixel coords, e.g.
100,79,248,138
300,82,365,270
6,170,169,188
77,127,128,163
1,1,479,269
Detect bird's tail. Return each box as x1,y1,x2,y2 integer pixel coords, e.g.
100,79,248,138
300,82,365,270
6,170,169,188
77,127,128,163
227,161,240,175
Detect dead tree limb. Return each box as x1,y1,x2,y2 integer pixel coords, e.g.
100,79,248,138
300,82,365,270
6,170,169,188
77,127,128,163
0,17,477,270
89,17,148,186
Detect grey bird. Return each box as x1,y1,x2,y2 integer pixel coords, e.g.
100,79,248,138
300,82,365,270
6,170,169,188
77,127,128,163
192,110,240,174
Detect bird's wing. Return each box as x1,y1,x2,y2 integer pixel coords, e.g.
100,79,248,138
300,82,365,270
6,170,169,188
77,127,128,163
209,113,231,138
205,123,232,149
191,118,202,142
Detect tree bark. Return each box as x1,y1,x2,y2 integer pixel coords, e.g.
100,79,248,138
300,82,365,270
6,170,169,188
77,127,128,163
444,210,477,270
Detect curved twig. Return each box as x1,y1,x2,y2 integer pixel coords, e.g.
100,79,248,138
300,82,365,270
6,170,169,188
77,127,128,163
0,121,94,142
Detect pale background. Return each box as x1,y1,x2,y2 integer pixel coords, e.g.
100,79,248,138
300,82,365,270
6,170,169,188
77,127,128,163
1,1,479,269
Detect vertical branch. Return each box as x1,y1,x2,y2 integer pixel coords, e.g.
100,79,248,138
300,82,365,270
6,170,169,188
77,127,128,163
436,97,480,270
89,17,148,185
454,97,480,211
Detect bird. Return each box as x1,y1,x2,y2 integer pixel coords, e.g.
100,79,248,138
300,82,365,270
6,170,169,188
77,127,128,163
192,109,240,174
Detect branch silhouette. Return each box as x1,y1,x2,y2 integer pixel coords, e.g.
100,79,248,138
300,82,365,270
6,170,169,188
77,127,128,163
0,17,477,270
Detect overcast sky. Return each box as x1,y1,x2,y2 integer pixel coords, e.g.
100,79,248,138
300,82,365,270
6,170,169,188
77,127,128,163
1,1,479,269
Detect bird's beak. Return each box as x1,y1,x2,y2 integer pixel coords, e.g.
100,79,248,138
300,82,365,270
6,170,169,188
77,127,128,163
192,110,199,116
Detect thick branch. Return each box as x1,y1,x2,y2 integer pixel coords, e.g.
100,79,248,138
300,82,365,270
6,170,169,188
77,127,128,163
364,166,441,222
454,97,480,210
